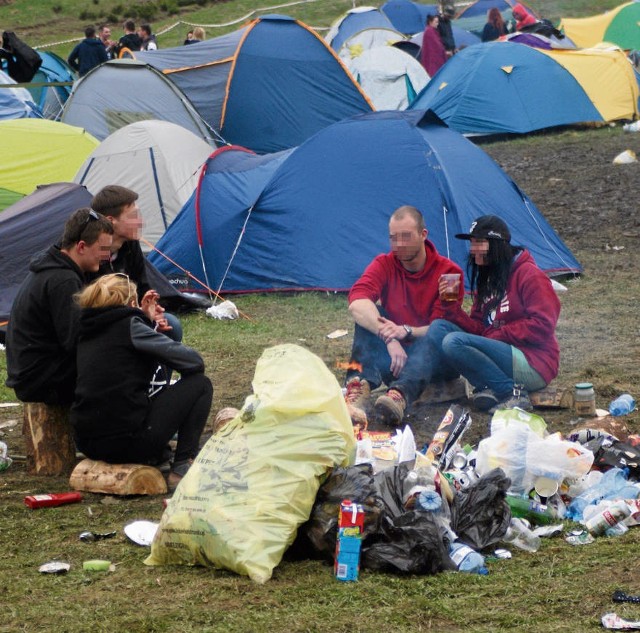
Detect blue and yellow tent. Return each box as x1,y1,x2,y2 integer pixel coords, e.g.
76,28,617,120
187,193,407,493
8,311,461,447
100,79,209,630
409,41,639,135
560,2,640,50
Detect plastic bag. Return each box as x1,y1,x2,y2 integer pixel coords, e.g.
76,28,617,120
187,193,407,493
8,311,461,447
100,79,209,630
300,461,454,575
361,511,456,575
450,468,511,551
586,436,640,479
299,463,380,559
476,420,532,493
525,433,593,484
146,344,356,583
477,421,594,494
566,467,639,522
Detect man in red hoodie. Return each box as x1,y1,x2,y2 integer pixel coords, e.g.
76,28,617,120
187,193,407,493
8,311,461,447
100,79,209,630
345,205,463,426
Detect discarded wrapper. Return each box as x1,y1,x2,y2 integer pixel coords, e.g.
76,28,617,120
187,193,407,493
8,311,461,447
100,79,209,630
565,530,594,546
205,300,239,320
602,613,640,630
124,520,159,546
79,530,117,543
326,329,348,339
612,149,637,165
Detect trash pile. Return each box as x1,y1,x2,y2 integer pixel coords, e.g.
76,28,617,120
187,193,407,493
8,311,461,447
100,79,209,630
328,394,640,577
14,343,640,594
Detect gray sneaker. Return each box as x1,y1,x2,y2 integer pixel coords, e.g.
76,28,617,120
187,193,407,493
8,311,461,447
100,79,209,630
489,390,533,414
471,388,499,411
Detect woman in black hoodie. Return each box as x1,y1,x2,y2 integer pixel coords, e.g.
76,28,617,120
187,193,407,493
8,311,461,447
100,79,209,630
71,274,213,489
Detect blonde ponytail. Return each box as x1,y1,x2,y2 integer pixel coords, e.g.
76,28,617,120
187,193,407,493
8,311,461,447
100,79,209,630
76,274,137,309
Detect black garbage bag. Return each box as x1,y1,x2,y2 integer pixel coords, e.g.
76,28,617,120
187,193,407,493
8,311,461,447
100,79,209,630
449,468,511,551
1,31,42,82
362,511,456,575
298,463,382,560
585,436,640,479
299,461,453,575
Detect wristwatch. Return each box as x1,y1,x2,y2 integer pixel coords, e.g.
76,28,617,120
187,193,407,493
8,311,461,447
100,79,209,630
402,324,413,340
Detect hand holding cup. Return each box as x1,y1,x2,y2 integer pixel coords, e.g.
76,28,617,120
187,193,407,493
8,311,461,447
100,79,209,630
439,273,460,302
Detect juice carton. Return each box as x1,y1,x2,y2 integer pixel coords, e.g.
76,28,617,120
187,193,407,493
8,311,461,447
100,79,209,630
335,500,365,582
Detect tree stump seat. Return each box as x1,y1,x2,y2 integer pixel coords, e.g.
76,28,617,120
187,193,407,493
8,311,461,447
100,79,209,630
22,402,76,476
69,459,167,496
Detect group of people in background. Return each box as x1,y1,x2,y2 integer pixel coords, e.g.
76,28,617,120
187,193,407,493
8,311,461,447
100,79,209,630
421,2,540,74
67,19,206,77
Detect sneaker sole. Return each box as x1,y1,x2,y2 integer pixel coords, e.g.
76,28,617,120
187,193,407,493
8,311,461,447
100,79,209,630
374,399,404,427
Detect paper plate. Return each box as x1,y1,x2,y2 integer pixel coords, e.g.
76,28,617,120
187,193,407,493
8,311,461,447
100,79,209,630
124,520,159,546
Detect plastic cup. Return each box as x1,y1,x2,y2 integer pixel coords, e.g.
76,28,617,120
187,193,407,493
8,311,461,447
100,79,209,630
440,273,461,302
534,476,559,498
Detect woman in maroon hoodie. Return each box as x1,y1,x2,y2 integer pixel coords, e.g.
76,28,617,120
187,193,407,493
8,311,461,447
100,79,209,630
425,215,560,412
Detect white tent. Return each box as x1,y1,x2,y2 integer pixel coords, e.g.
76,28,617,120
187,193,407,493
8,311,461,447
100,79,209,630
74,120,213,248
347,46,429,110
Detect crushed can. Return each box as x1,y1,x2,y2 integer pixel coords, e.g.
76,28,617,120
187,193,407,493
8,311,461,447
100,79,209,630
335,500,364,582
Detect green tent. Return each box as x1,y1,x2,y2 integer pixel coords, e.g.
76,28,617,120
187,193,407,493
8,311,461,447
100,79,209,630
560,2,640,49
0,119,98,212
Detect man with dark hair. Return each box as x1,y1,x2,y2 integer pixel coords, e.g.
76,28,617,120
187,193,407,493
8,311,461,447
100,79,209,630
138,24,158,51
437,3,457,57
6,208,113,404
344,205,464,426
67,25,108,76
91,185,182,346
116,19,142,56
98,25,117,59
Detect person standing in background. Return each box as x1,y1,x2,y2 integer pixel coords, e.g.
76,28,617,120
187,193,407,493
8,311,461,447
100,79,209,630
421,14,447,77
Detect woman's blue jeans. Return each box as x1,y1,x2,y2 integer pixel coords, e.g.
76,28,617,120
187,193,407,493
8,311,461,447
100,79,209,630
391,318,517,403
426,319,516,397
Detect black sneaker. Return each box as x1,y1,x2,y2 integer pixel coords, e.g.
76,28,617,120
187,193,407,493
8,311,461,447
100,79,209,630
471,388,499,411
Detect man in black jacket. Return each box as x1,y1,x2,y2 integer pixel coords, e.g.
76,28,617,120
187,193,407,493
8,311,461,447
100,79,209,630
5,208,113,404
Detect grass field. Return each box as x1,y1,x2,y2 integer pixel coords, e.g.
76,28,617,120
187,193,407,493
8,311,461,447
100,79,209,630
2,1,640,631
0,0,628,56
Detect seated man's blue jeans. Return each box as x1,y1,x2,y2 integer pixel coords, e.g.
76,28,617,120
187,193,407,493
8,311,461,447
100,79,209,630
348,311,457,406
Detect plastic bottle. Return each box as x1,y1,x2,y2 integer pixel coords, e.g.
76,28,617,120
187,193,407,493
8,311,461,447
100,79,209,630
449,541,488,575
506,494,555,525
415,489,443,513
585,500,631,536
503,518,541,552
24,492,83,509
609,394,636,416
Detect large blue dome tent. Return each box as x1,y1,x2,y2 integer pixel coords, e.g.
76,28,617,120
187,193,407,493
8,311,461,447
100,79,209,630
148,110,580,296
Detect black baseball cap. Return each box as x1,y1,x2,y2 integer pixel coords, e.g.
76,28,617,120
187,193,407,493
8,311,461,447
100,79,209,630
455,215,511,242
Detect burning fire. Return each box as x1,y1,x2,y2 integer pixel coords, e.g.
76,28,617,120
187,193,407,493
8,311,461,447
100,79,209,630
335,360,362,372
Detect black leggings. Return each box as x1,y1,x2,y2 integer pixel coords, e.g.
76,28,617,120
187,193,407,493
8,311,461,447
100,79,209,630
82,373,213,466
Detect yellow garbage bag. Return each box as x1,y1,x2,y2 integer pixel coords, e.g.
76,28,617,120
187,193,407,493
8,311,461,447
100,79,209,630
145,344,356,583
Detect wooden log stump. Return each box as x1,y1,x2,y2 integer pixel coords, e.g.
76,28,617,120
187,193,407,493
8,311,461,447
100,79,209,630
69,459,167,496
22,402,76,476
529,385,574,409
